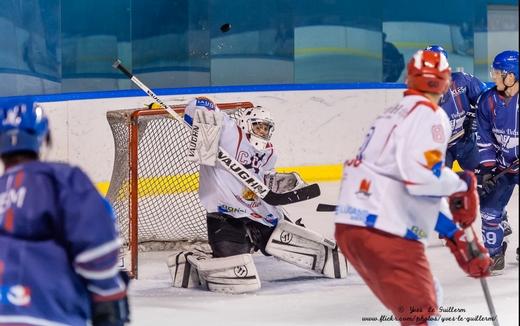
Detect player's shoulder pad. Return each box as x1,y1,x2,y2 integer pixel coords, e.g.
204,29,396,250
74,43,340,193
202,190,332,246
452,71,485,86
451,71,471,83
414,100,438,113
403,91,438,113
478,86,497,103
28,162,96,194
50,163,115,219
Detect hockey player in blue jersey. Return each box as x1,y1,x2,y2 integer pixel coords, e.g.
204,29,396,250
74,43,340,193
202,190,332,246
425,45,488,170
476,50,519,271
0,98,130,325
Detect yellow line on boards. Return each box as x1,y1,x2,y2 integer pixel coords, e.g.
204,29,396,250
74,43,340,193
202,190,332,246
275,164,343,182
96,162,462,196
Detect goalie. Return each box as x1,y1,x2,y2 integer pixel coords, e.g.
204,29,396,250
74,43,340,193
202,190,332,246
167,97,347,294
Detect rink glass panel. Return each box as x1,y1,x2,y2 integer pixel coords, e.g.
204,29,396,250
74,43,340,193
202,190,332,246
1,0,518,96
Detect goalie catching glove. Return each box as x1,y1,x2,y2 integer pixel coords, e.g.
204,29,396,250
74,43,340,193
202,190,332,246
186,109,224,166
264,171,307,194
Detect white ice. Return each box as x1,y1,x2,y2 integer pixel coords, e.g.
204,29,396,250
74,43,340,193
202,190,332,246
129,182,519,326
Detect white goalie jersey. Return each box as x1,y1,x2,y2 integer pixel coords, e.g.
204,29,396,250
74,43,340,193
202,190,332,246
184,98,282,226
335,90,467,243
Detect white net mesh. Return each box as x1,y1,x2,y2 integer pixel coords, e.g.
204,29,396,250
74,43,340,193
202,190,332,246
106,104,250,253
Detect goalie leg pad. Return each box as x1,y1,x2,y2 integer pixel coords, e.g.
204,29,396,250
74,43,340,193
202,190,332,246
265,220,347,279
187,253,261,294
167,250,207,288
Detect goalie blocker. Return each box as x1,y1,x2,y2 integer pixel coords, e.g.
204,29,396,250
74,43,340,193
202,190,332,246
167,219,347,294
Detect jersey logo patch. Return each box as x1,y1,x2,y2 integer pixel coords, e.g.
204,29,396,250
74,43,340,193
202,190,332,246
422,150,443,177
450,86,466,97
234,193,261,208
0,285,31,306
218,204,246,215
241,188,258,202
239,152,266,174
234,265,249,278
279,231,293,244
495,133,519,149
355,179,372,198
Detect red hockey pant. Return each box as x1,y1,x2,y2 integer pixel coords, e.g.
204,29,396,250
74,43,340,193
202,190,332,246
335,224,438,326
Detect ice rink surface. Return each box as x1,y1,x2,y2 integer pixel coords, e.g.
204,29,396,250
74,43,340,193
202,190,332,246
129,182,518,326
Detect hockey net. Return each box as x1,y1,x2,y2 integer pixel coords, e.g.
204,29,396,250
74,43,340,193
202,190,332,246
106,101,254,278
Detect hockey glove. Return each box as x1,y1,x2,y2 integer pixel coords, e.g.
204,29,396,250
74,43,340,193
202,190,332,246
91,271,131,326
475,164,497,198
446,229,491,278
448,171,479,228
462,107,477,135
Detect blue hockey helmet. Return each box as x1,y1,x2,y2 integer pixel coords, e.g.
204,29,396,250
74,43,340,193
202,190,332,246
0,97,49,156
492,50,519,80
425,45,448,60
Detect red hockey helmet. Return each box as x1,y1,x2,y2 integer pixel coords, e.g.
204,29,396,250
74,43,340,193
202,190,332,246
406,50,451,94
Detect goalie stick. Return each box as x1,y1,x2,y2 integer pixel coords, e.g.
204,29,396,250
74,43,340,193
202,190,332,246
112,59,320,206
316,203,337,212
315,159,520,212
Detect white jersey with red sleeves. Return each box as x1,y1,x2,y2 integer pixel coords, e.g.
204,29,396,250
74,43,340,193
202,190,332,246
335,90,467,243
184,98,281,226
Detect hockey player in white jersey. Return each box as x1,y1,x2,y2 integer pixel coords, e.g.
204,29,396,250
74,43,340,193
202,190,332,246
167,97,347,293
335,50,491,325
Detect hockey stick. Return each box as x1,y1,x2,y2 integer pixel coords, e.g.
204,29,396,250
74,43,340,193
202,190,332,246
448,129,465,144
112,59,320,206
316,203,337,212
463,226,500,326
478,159,519,198
491,159,519,182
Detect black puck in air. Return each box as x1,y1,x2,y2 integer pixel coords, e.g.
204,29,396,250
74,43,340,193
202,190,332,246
220,23,231,33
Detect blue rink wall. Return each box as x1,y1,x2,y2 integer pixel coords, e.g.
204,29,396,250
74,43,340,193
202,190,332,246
15,83,413,191
0,1,517,97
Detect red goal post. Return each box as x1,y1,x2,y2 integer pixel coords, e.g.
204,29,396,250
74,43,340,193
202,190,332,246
106,101,254,278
